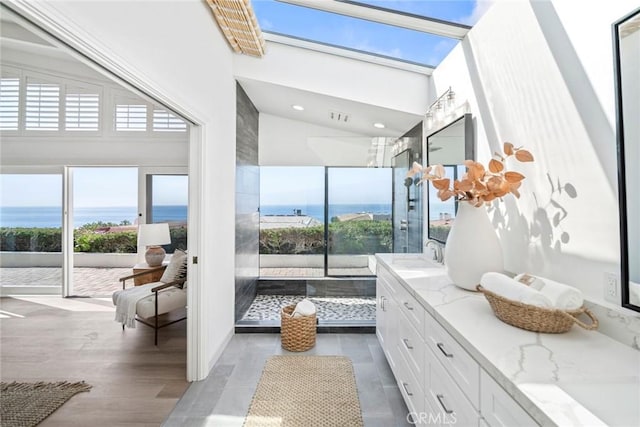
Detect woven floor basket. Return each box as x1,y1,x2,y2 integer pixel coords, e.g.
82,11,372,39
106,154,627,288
476,285,598,333
280,304,317,352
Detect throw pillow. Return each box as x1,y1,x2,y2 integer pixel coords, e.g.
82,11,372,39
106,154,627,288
160,249,188,283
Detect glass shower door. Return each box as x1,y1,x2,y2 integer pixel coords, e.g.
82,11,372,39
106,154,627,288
327,167,392,276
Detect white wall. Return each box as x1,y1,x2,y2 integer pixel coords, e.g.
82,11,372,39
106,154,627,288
12,0,237,379
432,0,638,307
234,42,429,115
259,114,374,166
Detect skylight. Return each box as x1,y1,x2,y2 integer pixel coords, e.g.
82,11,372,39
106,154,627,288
252,0,483,68
352,0,488,25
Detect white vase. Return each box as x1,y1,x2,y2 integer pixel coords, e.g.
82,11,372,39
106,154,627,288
444,202,504,291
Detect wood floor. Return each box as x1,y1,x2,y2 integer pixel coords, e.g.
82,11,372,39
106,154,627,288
0,296,187,426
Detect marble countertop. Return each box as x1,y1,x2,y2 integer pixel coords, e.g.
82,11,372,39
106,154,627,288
376,253,640,427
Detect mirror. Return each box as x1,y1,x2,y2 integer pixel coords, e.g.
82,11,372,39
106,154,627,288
425,113,474,243
614,8,640,312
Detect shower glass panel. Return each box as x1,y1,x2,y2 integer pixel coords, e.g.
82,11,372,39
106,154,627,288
327,167,392,276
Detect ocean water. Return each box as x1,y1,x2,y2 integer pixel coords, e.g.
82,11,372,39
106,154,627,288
0,205,187,228
1,203,452,228
261,204,392,222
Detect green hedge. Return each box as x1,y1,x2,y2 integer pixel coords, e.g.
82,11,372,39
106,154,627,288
0,226,188,253
428,224,451,243
260,221,392,255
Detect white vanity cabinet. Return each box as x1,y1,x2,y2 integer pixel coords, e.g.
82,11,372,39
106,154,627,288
376,267,400,374
377,262,537,427
480,370,537,427
378,266,426,418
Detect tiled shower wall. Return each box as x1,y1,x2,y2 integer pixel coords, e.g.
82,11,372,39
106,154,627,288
235,83,260,321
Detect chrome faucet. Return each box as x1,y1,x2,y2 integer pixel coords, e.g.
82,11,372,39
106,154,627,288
425,239,444,264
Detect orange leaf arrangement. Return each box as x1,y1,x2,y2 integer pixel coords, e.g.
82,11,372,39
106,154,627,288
408,142,534,207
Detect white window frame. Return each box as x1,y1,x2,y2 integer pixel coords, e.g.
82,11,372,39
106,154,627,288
0,67,23,134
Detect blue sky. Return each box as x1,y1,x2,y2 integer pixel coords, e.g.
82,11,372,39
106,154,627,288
252,0,488,66
261,167,392,206
0,169,187,208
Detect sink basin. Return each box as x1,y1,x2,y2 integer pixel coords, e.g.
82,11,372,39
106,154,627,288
389,255,439,269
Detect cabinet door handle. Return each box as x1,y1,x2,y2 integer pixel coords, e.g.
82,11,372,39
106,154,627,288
403,301,414,310
402,382,414,396
436,394,454,414
380,296,386,312
402,338,414,350
436,342,454,358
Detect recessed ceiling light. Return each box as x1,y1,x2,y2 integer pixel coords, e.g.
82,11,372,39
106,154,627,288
292,105,305,111
373,122,385,129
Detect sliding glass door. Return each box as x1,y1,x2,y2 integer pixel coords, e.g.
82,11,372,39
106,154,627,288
146,173,188,253
70,167,138,296
0,172,63,294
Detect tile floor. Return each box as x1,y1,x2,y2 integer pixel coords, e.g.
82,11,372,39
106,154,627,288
0,267,130,296
163,333,411,427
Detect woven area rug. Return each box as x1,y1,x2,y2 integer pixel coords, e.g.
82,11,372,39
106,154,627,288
0,381,92,427
244,355,363,427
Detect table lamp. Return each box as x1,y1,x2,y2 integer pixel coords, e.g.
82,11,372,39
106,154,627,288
138,223,171,266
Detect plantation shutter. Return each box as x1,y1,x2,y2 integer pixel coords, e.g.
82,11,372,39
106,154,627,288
0,77,20,130
153,108,187,132
65,90,100,131
25,79,60,130
115,100,147,131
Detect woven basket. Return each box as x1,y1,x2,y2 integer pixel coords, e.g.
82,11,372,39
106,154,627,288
476,285,598,333
280,304,317,352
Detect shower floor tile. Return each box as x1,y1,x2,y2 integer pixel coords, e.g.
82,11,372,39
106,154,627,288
240,294,376,322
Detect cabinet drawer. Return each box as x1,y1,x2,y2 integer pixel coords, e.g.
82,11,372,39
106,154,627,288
480,370,537,427
397,309,425,387
396,280,425,336
377,266,402,300
396,348,425,420
425,313,480,409
427,354,480,427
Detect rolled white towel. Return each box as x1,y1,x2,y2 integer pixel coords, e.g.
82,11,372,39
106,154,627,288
514,273,583,310
291,298,316,317
480,272,553,308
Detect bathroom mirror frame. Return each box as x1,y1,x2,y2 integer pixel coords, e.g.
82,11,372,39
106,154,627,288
613,7,640,313
424,113,475,244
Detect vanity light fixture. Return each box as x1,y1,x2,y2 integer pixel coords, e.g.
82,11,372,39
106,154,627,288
425,86,458,131
425,111,434,129
292,105,305,111
446,89,456,110
373,122,386,129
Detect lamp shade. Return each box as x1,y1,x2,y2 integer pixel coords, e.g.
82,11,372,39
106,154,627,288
138,223,171,247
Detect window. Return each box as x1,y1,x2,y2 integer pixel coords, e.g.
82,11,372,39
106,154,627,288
115,102,147,131
25,80,60,130
252,0,466,67
147,174,189,253
259,166,392,277
0,77,20,131
153,109,187,132
65,91,99,131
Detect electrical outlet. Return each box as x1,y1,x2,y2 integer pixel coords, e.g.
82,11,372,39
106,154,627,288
604,272,620,303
